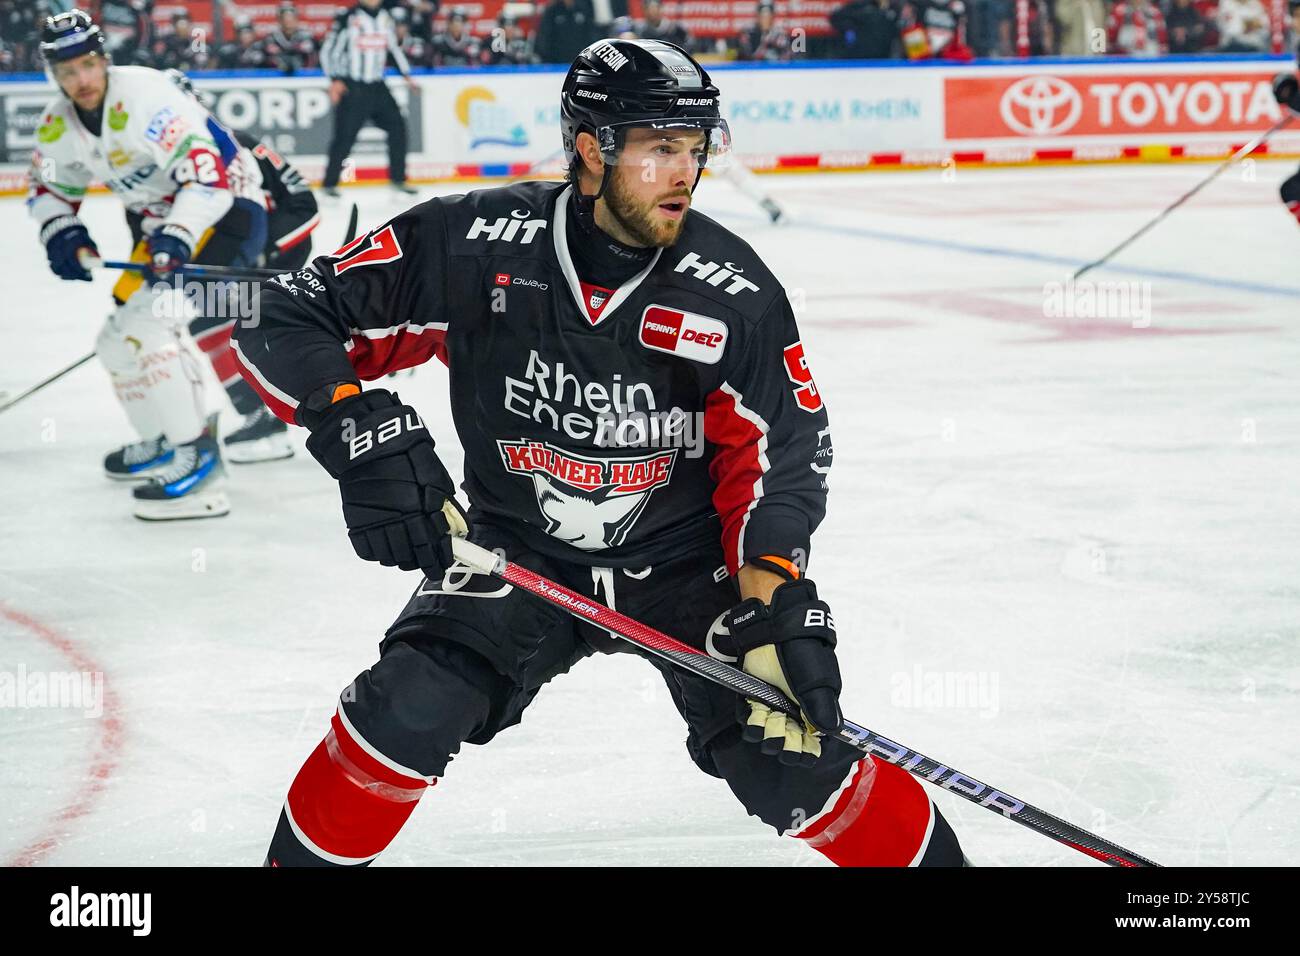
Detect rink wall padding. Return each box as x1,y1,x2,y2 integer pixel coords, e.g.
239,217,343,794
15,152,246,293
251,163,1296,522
2,55,1299,195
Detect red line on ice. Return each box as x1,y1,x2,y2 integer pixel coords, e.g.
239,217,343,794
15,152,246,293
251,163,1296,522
1,602,125,867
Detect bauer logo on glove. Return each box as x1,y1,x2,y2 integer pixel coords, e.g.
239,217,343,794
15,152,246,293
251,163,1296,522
724,577,843,767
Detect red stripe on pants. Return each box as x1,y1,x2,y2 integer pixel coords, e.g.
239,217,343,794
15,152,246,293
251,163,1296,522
194,324,241,387
794,756,934,866
285,710,431,862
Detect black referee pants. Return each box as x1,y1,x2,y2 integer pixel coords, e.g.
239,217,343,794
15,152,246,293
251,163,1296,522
323,79,409,188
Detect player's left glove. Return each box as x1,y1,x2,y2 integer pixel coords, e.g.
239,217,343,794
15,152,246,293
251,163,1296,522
143,224,194,282
724,578,842,767
1273,72,1300,113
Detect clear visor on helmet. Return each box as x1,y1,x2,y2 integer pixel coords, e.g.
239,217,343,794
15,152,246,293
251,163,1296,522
595,117,733,171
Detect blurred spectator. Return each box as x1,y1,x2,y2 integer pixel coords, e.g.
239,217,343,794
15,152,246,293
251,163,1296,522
431,9,481,65
0,0,47,70
609,15,639,38
158,11,211,71
218,19,269,69
1019,0,1056,55
739,1,793,60
535,0,598,63
968,0,1012,56
638,0,690,48
262,3,318,75
829,0,901,58
403,0,440,42
484,12,539,64
98,0,154,65
391,7,431,67
1165,0,1210,53
1107,0,1166,55
1216,0,1270,52
1055,0,1106,55
899,0,973,59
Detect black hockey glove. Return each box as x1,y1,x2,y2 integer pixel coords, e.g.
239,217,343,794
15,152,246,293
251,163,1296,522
1274,73,1300,113
724,578,842,767
40,215,98,282
305,389,467,577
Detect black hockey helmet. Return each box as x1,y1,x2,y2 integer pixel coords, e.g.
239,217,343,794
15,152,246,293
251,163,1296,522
39,9,106,68
560,38,731,198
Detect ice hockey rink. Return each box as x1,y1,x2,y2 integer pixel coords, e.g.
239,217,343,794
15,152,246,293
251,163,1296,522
2,160,1297,866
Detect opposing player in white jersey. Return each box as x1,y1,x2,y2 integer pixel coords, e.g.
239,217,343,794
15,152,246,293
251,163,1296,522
27,9,267,519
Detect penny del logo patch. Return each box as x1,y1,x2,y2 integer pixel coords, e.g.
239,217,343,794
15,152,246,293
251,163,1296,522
639,305,728,365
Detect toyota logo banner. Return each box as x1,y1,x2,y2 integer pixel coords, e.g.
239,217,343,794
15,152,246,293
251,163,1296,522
1,56,1297,192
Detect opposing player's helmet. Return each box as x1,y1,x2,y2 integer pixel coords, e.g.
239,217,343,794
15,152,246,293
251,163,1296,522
39,9,106,68
560,38,731,197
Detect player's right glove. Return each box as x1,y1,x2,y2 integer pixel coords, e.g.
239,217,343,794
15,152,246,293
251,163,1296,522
40,215,98,282
143,224,194,283
1274,72,1300,113
304,388,467,577
724,578,843,767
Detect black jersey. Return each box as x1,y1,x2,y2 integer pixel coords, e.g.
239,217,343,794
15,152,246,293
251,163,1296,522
233,181,832,573
233,131,319,262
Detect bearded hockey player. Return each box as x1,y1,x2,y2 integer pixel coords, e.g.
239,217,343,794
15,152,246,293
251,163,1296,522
234,38,968,866
29,10,267,518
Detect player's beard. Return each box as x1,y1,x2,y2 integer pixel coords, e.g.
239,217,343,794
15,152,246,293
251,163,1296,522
603,169,691,248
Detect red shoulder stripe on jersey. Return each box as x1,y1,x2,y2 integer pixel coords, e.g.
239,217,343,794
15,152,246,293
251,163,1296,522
347,321,449,379
703,383,770,575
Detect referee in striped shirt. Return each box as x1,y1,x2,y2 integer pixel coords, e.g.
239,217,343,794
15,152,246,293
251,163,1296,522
320,0,420,196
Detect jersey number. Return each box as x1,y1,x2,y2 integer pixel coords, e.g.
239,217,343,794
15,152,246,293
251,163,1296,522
175,150,222,186
783,341,822,413
332,225,404,277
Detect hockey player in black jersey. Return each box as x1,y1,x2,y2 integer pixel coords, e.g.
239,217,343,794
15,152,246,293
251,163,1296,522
235,38,968,867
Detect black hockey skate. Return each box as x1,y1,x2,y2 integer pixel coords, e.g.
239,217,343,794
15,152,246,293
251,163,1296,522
132,432,229,521
223,406,294,464
103,435,174,481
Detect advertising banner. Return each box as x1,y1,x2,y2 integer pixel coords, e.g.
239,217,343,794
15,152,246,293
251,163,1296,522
2,56,1297,192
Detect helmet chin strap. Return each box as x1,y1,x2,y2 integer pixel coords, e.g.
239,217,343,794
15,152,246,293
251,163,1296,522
568,151,615,237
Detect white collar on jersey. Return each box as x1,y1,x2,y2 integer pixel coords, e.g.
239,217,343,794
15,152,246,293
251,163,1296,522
552,184,662,329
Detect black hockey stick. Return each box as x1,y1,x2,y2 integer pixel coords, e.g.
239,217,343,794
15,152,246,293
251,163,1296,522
1073,114,1293,280
0,351,95,415
448,535,1161,867
88,257,287,280
342,202,359,246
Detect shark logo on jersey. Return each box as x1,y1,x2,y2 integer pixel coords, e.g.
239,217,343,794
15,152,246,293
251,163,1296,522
498,439,677,550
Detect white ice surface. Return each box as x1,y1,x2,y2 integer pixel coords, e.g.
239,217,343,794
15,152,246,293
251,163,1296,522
1,162,1297,866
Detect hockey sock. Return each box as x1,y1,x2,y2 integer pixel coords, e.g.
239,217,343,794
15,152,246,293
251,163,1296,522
791,756,964,866
193,319,263,415
266,706,432,867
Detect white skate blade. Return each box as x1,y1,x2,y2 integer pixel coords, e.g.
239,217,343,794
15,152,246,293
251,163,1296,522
105,466,166,482
223,433,294,464
133,489,231,521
